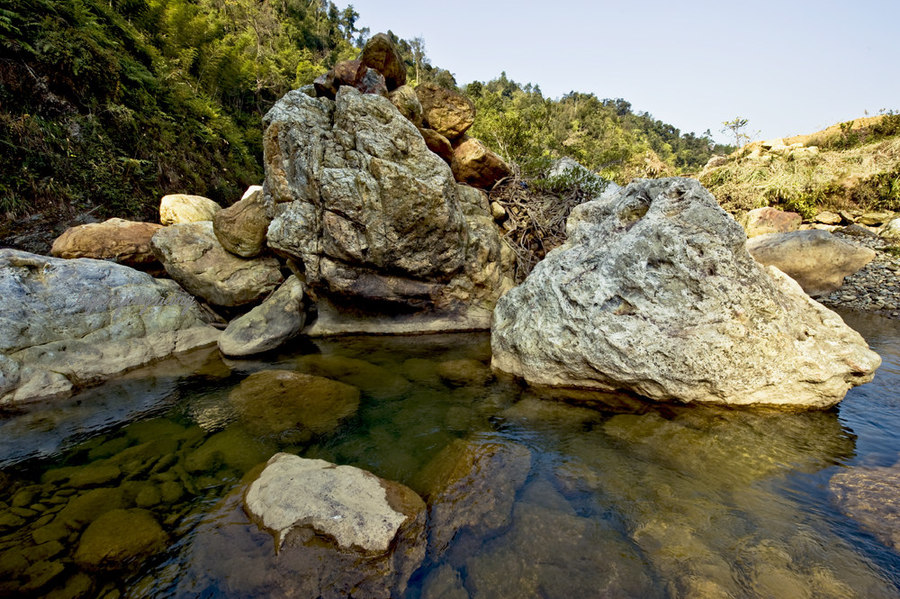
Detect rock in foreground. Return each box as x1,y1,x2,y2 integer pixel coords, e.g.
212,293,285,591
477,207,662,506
243,453,426,598
0,250,219,405
491,178,881,408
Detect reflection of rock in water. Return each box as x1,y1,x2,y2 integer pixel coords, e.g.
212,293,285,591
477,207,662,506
831,459,900,553
551,406,898,598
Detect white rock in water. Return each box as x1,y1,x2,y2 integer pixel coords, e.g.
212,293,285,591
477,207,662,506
491,178,881,409
244,453,411,554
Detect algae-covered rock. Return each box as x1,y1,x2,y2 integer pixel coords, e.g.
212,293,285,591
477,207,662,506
295,354,410,400
73,508,168,570
436,358,493,387
54,487,125,531
183,426,274,475
228,370,360,442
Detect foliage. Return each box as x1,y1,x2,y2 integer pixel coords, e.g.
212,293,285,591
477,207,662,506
0,0,364,220
464,74,731,184
721,116,751,147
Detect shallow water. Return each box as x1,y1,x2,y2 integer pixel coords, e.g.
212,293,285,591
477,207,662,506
0,311,899,598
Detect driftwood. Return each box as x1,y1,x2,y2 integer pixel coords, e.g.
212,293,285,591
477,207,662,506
489,175,596,283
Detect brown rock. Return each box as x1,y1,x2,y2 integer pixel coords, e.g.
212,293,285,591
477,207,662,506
389,85,423,126
416,83,475,141
451,137,512,189
314,60,387,100
213,186,271,258
741,207,802,238
419,127,453,163
50,218,162,267
359,33,406,90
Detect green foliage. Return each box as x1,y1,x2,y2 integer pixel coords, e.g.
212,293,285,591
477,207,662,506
464,74,727,184
721,116,751,147
0,0,362,219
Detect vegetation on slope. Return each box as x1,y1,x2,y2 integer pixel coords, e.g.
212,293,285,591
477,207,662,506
463,73,733,184
700,114,900,218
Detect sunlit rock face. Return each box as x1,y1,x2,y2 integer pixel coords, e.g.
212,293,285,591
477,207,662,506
0,249,219,405
263,87,513,334
491,177,881,408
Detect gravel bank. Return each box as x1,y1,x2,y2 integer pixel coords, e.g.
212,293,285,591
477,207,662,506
819,233,900,318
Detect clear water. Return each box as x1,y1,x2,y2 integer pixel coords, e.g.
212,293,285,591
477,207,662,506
0,311,899,598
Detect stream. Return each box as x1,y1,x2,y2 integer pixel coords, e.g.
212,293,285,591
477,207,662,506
0,310,898,598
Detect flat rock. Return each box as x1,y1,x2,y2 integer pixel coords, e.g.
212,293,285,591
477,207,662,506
451,137,512,189
228,370,359,442
415,83,475,141
0,250,219,405
218,275,307,357
491,178,881,408
159,194,222,225
212,186,272,258
151,221,283,307
742,206,802,238
359,33,406,90
50,218,162,267
746,230,876,296
830,461,900,552
243,452,426,597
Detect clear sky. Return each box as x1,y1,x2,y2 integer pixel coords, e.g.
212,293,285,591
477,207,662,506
350,0,899,144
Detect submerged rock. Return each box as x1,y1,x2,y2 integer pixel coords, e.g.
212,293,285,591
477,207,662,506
830,460,900,552
151,221,283,307
228,370,359,442
264,87,513,334
243,453,426,598
218,275,307,357
73,508,167,570
746,229,876,296
0,250,219,405
491,178,881,408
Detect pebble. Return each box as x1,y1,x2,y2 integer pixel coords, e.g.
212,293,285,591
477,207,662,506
819,233,900,317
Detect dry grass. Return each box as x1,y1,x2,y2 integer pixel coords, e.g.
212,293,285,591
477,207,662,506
699,135,900,217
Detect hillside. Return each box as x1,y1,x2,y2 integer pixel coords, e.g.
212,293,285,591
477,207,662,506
700,114,900,217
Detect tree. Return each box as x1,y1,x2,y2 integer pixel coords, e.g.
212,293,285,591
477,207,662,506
722,117,751,147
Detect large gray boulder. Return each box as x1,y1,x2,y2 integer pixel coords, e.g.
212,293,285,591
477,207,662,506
746,229,876,296
217,275,307,356
0,249,219,405
264,87,513,334
491,178,881,409
151,221,283,307
243,453,426,598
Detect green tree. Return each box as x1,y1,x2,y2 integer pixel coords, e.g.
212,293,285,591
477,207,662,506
722,117,751,147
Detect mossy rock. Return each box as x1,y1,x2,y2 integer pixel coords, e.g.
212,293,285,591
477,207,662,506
125,419,190,445
54,487,126,531
182,426,275,475
296,354,410,399
66,463,122,489
229,370,360,442
73,509,168,570
436,359,493,387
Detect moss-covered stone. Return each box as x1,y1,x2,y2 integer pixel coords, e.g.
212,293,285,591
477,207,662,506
229,370,360,442
134,485,162,509
158,481,185,505
436,358,493,387
55,487,126,531
20,559,65,592
73,509,168,570
67,463,122,489
183,426,274,475
44,572,94,599
296,354,410,400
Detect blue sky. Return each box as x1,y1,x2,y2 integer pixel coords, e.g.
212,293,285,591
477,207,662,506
350,0,899,143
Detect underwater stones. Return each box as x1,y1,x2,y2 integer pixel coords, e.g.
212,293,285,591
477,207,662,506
73,509,167,570
295,353,410,399
159,194,222,225
244,453,426,597
830,460,900,552
54,488,125,531
228,370,360,442
436,358,493,387
50,218,163,268
746,229,876,296
491,178,881,408
151,221,283,307
415,437,532,557
0,249,220,405
183,427,273,475
218,275,307,357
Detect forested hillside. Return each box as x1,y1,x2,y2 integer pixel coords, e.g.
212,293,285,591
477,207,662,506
0,0,726,224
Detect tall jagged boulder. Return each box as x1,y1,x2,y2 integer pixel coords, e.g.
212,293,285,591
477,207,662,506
491,178,881,409
264,87,514,334
0,249,219,405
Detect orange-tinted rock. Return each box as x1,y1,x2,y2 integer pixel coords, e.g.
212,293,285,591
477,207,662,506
742,207,802,238
50,218,162,267
359,33,406,90
451,137,512,189
419,128,453,164
416,83,475,141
